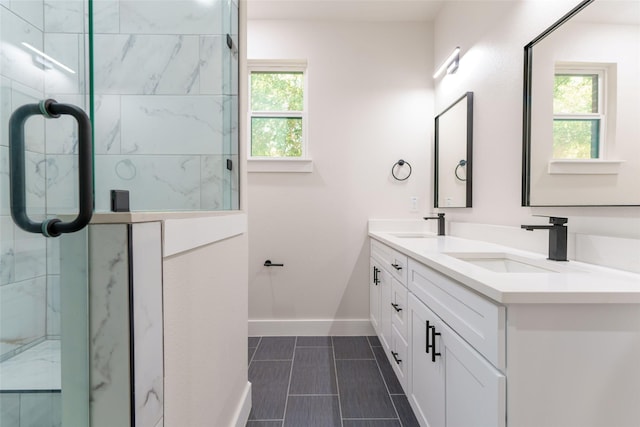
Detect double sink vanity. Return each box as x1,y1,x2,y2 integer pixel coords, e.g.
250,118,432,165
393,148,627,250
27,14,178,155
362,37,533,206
368,221,640,427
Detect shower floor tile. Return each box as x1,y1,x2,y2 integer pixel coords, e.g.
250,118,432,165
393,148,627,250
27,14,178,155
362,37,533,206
0,340,60,391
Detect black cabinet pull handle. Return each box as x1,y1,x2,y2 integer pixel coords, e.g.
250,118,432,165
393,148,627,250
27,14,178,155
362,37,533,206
9,99,93,237
426,320,431,353
373,266,380,285
391,263,402,271
391,351,402,364
430,325,441,363
391,303,402,312
264,260,284,267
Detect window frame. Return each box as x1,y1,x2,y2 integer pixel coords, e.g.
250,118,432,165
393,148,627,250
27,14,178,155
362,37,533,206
552,66,606,159
247,59,310,171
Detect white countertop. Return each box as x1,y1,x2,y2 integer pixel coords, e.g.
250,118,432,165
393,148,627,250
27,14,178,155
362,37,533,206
369,230,640,304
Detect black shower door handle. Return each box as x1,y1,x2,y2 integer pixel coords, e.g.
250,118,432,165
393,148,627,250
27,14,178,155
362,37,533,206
9,99,93,237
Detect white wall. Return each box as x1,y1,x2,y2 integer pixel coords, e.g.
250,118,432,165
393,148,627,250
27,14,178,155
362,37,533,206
247,20,434,333
433,0,640,237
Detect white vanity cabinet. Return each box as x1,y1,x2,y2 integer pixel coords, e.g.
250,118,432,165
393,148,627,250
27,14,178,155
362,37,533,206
369,234,640,427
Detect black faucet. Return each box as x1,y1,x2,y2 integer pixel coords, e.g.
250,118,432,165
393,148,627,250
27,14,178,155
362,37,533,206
423,213,445,236
521,216,568,261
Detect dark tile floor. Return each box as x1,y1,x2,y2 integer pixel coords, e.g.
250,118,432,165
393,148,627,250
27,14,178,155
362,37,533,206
247,336,420,427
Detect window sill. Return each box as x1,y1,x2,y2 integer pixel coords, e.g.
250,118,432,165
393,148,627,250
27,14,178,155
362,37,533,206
247,158,313,173
548,160,624,175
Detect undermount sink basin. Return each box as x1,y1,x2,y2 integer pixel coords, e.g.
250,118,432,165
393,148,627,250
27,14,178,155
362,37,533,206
444,252,565,273
389,232,434,239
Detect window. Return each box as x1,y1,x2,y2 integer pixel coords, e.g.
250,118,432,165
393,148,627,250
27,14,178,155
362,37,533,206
248,60,310,171
552,68,605,159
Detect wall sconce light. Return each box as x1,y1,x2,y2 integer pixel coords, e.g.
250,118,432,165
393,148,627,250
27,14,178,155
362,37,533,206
433,47,460,79
21,42,76,74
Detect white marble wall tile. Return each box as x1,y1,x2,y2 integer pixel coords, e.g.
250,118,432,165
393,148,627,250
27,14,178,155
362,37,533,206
94,155,201,212
230,154,239,210
92,0,119,34
199,35,226,95
14,222,46,281
120,0,223,35
1,76,11,147
120,95,223,155
222,0,238,36
47,273,60,336
45,155,79,214
9,0,44,31
94,95,121,154
44,94,84,155
200,155,226,210
46,235,60,275
132,222,163,427
24,150,46,215
0,394,20,425
44,33,81,94
224,95,238,155
20,392,60,427
0,276,47,357
88,224,130,427
0,145,9,216
0,7,45,93
12,81,46,154
44,0,83,33
94,34,200,95
0,216,15,285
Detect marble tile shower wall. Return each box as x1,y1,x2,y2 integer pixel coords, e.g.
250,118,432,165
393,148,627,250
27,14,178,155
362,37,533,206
1,0,238,360
92,0,239,212
0,0,79,361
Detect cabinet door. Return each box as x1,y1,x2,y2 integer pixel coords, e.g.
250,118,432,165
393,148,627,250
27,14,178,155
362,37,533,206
408,295,445,427
379,267,393,351
440,318,506,427
370,259,381,333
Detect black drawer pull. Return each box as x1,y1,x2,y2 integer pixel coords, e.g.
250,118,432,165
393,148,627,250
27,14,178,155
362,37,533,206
391,303,402,312
391,351,402,364
391,263,402,271
373,266,380,285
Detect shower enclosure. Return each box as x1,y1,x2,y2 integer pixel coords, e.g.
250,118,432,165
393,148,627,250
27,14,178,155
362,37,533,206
0,0,239,425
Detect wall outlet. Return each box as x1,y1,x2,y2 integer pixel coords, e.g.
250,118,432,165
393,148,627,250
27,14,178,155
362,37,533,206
410,196,419,212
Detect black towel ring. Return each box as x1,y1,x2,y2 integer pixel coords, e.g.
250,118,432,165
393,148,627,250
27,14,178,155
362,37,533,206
455,159,467,181
392,159,412,181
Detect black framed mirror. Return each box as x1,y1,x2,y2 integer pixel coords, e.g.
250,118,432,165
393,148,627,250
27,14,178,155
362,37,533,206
434,92,473,208
522,0,640,206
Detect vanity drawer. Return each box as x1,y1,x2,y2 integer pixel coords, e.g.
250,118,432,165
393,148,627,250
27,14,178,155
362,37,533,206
391,279,408,341
371,239,408,285
408,259,506,371
389,324,408,393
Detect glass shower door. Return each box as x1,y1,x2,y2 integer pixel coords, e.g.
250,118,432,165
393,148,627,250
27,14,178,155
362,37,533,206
1,1,91,426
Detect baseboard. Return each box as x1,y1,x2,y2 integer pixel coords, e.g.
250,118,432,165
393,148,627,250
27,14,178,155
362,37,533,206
233,381,252,427
248,319,375,336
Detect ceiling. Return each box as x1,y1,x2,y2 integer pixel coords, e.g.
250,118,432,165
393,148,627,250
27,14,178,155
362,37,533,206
247,0,446,22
